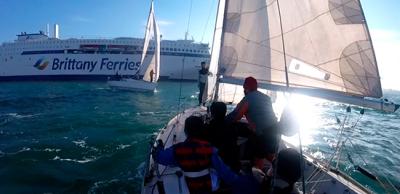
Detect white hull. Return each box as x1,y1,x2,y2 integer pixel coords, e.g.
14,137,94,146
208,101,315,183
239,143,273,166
141,107,370,194
108,79,156,92
0,36,210,81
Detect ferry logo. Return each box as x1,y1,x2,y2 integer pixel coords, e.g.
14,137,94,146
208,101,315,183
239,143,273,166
34,58,49,70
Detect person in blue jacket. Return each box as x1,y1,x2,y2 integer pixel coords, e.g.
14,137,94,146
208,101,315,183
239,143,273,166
153,115,259,194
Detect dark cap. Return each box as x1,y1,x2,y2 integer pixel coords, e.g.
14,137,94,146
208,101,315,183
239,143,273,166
210,102,227,120
243,76,258,91
184,116,204,138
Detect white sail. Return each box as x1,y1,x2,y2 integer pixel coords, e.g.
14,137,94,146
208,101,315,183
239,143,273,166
142,2,160,83
153,12,161,82
206,0,226,101
140,2,154,69
207,0,398,112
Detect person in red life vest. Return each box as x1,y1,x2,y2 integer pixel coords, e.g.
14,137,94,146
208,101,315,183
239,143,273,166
226,77,279,163
153,115,259,194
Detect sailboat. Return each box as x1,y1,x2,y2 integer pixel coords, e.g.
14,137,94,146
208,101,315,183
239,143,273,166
108,1,160,92
141,0,399,193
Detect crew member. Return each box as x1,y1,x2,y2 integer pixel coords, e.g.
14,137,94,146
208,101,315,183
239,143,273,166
198,61,209,106
153,116,259,194
226,76,279,161
150,69,154,82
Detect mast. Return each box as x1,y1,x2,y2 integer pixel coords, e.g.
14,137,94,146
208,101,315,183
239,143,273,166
276,0,289,89
209,0,227,101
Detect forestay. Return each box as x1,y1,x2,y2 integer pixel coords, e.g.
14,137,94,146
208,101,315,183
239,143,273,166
206,0,398,112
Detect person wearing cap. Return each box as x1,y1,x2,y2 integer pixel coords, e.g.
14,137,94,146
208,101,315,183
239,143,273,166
226,76,279,162
153,115,260,194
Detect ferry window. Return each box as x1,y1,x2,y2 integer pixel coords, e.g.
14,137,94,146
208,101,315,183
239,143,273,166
174,48,177,51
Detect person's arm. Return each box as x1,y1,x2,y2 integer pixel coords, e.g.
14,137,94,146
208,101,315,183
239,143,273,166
153,145,178,166
226,98,249,122
211,148,239,184
211,148,261,194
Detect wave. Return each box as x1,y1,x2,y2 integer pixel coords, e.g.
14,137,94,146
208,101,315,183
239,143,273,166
87,178,139,194
52,156,97,164
3,113,40,119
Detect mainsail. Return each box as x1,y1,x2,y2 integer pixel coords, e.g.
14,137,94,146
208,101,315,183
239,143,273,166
141,2,160,83
207,0,398,112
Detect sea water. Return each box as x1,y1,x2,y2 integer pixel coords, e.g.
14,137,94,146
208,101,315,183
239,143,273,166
0,81,399,193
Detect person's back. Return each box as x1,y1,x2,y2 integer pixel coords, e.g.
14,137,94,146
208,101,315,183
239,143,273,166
226,77,279,161
205,102,240,172
174,138,215,193
242,90,277,135
267,148,302,194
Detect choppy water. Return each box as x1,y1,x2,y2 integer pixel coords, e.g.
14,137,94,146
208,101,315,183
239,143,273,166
0,81,399,194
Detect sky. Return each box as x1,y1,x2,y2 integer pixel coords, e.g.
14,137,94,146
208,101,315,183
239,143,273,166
0,0,399,90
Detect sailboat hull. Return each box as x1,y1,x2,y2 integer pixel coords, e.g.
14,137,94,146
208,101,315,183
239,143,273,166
108,79,156,92
141,107,370,194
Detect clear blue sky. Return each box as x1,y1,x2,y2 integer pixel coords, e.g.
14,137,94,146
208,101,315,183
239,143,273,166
0,0,399,89
0,0,217,44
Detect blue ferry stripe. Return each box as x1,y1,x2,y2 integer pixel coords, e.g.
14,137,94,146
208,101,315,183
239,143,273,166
22,50,65,54
0,75,196,82
21,50,210,58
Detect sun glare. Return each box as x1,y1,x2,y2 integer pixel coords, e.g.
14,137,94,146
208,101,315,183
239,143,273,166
273,92,325,146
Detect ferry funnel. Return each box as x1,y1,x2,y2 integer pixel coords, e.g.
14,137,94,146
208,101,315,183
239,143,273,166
54,24,59,39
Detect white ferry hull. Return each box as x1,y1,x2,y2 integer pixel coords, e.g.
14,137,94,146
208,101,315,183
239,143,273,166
0,53,207,81
0,34,210,81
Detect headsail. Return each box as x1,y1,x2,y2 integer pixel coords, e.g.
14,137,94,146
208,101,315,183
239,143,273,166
141,1,160,83
207,0,398,112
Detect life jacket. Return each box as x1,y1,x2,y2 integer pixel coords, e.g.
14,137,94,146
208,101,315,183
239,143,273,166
174,138,214,193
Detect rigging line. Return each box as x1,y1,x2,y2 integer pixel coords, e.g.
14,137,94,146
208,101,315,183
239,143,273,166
200,0,215,43
383,176,400,194
159,118,181,177
325,111,350,169
177,57,185,113
343,122,400,194
177,0,193,113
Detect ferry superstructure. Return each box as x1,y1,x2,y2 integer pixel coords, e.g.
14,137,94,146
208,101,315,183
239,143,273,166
0,30,210,81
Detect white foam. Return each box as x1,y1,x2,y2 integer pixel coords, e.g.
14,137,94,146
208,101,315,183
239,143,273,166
72,140,87,148
52,156,96,163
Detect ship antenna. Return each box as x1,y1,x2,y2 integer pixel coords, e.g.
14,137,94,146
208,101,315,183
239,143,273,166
184,0,193,41
46,24,50,36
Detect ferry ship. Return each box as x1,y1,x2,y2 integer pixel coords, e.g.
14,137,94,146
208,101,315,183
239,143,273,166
0,25,210,81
